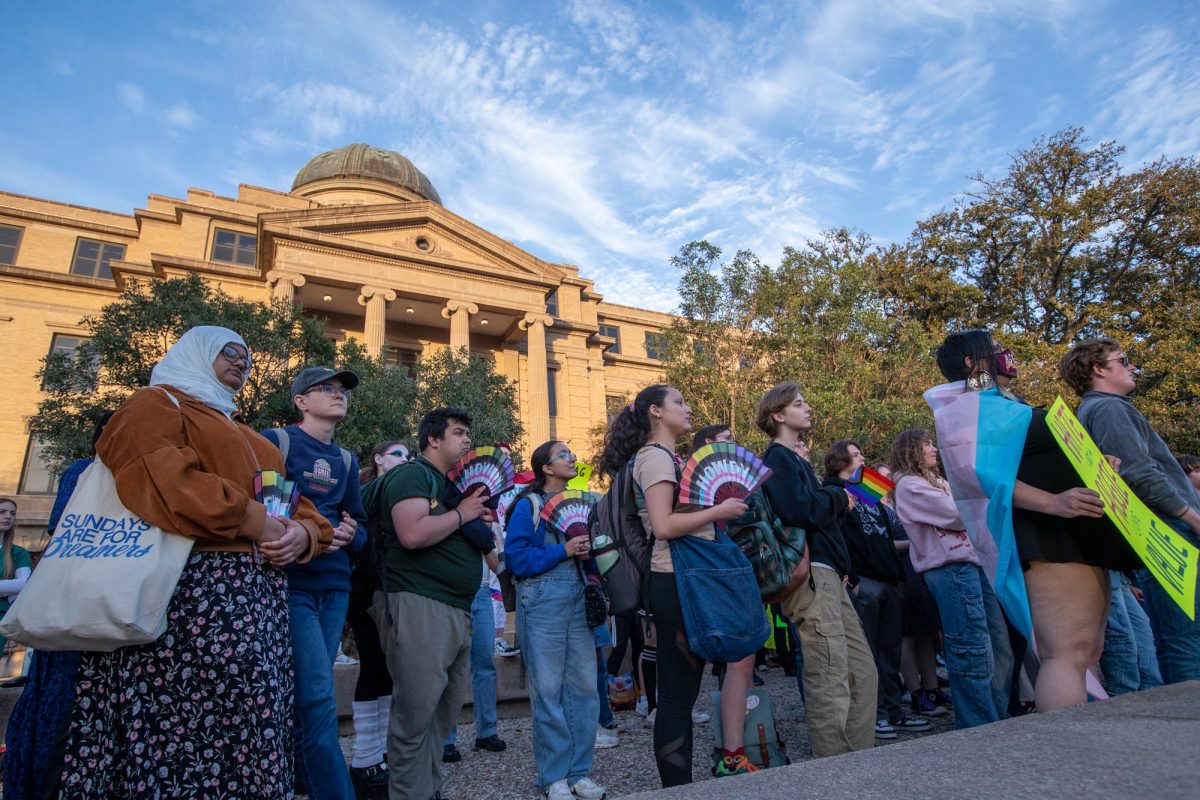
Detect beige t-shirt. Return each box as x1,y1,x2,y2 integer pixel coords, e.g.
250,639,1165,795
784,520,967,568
632,444,716,573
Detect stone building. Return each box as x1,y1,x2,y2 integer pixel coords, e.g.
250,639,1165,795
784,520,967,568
0,144,670,543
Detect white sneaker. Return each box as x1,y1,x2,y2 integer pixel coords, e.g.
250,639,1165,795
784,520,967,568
594,724,618,749
545,779,573,800
634,695,648,717
570,776,607,800
334,648,358,666
691,710,710,725
643,708,656,727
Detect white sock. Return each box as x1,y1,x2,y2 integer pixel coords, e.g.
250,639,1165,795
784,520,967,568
373,695,392,763
351,700,382,768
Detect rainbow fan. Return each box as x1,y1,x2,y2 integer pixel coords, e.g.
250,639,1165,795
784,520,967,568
447,446,515,498
679,442,773,507
540,491,601,540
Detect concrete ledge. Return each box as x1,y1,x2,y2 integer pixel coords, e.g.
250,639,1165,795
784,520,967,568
621,681,1200,800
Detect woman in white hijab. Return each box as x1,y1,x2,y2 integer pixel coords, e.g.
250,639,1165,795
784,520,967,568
55,326,332,799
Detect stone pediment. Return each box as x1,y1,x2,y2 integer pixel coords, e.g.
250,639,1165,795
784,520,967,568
256,202,568,288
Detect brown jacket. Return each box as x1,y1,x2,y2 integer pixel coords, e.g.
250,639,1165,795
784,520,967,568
95,385,332,559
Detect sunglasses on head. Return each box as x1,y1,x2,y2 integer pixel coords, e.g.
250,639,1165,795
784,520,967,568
220,344,251,367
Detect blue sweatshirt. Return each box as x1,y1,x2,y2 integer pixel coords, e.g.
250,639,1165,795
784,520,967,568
260,424,368,593
505,494,567,579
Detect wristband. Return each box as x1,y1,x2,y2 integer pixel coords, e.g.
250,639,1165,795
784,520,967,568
454,508,463,527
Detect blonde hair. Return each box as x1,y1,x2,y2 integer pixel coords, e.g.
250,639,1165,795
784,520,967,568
0,497,16,580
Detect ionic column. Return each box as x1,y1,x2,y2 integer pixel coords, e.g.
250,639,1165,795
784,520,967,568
519,312,554,446
441,300,479,352
358,285,397,357
266,270,306,303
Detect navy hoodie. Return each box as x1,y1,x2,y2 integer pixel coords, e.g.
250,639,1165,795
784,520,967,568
260,424,368,593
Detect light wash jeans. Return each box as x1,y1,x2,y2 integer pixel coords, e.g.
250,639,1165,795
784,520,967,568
1135,518,1200,684
446,583,500,747
516,561,599,789
922,561,1012,729
289,588,355,800
1101,571,1163,694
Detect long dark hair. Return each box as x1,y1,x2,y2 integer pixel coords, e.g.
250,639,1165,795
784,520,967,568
936,330,995,383
506,440,562,525
598,384,670,478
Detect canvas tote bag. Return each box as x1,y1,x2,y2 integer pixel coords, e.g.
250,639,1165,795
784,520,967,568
0,392,194,650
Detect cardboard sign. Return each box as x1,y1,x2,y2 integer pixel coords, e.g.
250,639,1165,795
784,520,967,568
1047,397,1198,619
567,462,593,491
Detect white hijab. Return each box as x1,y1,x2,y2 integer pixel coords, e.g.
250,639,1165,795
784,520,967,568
150,326,247,415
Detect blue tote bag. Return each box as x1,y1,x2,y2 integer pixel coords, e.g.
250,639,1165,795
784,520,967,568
669,529,770,663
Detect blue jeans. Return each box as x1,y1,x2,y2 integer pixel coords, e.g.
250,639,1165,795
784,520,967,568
922,562,1012,729
289,588,354,800
1101,572,1163,694
445,583,500,746
1135,518,1200,684
516,565,599,789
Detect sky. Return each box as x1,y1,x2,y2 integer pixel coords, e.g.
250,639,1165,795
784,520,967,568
3,1,1198,312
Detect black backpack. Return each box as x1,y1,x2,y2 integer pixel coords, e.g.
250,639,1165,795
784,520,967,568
588,444,676,615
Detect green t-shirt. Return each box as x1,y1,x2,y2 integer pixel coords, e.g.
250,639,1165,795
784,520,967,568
374,456,482,612
0,545,32,615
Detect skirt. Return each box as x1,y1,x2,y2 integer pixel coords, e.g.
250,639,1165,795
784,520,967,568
57,551,295,799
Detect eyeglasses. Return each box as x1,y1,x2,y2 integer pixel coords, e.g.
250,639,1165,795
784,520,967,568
548,450,577,464
220,344,251,368
1106,356,1132,368
306,383,351,398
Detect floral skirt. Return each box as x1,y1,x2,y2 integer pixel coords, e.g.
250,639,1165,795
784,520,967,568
58,551,295,799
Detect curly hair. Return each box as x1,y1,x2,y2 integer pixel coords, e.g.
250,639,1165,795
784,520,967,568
1177,454,1200,477
1058,338,1121,397
888,429,945,489
598,385,670,477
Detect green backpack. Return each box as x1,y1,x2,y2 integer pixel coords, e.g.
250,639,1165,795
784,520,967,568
726,489,808,602
710,686,790,772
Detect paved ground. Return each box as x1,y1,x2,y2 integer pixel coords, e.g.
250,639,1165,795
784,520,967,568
340,664,956,799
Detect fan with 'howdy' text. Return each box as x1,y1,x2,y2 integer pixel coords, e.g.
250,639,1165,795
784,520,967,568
540,491,600,540
679,442,773,507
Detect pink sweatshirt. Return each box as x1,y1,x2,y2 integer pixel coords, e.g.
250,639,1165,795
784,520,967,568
892,474,980,573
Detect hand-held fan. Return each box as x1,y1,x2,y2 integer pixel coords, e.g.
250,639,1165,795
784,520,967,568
540,490,600,540
679,442,773,507
447,446,516,498
845,465,895,507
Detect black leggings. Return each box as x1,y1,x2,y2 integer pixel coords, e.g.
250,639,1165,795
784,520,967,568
608,612,645,678
348,583,393,701
647,571,704,788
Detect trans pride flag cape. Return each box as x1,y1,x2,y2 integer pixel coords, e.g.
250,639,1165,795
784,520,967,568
924,382,1034,639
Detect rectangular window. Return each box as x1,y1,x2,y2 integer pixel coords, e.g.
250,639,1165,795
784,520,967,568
546,289,559,317
71,237,126,279
210,228,257,266
644,332,668,361
44,333,97,388
598,323,621,354
384,345,420,377
0,224,23,265
18,437,59,495
548,368,558,417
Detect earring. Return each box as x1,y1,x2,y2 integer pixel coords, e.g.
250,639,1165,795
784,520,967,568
966,371,994,391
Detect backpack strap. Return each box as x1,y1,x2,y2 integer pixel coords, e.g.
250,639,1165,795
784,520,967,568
270,428,290,462
340,448,353,476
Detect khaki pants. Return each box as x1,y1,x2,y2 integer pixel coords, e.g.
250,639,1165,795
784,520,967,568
781,567,878,757
373,591,471,800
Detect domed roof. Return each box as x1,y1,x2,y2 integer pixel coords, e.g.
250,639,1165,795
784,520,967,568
292,144,442,204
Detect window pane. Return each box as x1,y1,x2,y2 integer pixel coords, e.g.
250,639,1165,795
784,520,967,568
0,225,21,265
599,323,621,354
645,332,667,360
235,234,257,265
72,239,122,279
19,437,59,495
99,243,125,280
548,369,558,417
546,290,558,317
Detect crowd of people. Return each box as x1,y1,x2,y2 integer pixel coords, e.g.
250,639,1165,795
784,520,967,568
1,323,1198,800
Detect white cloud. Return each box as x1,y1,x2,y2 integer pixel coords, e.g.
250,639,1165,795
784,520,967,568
164,104,198,128
117,83,148,114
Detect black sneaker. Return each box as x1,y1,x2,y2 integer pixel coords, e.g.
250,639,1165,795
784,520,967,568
442,743,462,763
474,734,507,752
349,761,389,800
895,715,932,732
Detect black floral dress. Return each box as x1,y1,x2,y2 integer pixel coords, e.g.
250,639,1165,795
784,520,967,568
58,552,295,799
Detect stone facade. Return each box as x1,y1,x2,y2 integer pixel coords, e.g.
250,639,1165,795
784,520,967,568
0,145,669,544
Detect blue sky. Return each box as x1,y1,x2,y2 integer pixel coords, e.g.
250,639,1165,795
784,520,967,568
3,1,1197,311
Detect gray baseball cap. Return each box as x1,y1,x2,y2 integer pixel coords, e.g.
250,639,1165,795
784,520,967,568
291,366,360,398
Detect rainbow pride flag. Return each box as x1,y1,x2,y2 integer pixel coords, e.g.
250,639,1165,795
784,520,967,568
846,466,895,506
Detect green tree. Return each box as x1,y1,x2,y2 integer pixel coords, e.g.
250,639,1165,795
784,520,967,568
412,348,525,465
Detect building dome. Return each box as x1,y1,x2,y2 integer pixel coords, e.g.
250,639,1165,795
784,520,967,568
292,144,442,204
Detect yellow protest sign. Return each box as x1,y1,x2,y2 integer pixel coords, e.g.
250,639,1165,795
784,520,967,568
1046,397,1199,619
567,462,593,491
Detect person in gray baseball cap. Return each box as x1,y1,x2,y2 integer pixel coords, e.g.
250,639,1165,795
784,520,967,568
262,364,368,798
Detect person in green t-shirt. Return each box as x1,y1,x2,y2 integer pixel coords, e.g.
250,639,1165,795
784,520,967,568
0,497,33,651
363,408,494,800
